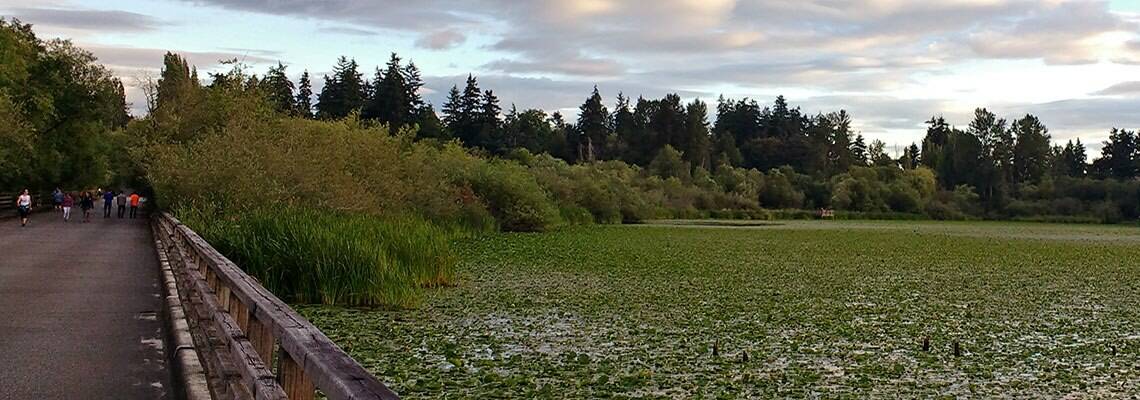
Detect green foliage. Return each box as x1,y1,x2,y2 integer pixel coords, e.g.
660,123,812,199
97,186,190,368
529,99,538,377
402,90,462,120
648,145,690,181
302,221,1140,397
179,206,455,307
0,19,130,191
464,160,562,232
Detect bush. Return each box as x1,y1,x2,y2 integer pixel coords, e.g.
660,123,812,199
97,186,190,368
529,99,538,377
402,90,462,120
465,160,562,232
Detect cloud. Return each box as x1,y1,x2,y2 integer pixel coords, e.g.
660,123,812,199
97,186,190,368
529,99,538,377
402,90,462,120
484,54,624,77
415,29,465,50
1093,81,1140,96
176,0,477,31
317,26,379,36
84,44,278,71
965,1,1135,65
1012,97,1140,137
159,0,1140,142
5,7,163,32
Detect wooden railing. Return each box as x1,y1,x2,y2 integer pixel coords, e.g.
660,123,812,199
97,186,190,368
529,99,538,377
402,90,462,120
155,212,399,400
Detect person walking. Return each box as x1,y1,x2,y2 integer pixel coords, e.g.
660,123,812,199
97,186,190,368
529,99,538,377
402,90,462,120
116,191,127,219
102,190,114,218
80,192,95,223
16,189,32,227
62,192,74,222
129,192,140,219
52,188,63,210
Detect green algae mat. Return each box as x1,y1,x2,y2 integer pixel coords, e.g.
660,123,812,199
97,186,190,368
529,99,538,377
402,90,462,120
299,220,1140,398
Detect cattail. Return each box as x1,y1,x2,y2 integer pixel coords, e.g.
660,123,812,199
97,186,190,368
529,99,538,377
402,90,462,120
712,340,720,357
953,341,961,357
922,336,930,352
741,349,749,363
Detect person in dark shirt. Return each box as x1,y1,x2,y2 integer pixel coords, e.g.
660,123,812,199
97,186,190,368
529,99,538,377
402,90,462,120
116,191,127,219
80,192,95,223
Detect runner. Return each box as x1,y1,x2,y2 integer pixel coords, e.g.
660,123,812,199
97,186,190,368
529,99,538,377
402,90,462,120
16,189,31,227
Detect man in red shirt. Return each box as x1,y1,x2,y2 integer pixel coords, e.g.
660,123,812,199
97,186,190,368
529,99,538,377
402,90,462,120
129,192,140,219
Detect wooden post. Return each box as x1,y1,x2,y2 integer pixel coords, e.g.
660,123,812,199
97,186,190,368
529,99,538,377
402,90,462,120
279,350,315,400
248,317,275,364
229,291,248,331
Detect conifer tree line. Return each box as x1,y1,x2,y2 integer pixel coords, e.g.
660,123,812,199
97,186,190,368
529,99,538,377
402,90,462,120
262,54,1140,188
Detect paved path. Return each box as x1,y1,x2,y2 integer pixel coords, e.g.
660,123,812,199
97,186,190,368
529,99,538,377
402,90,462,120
0,210,168,399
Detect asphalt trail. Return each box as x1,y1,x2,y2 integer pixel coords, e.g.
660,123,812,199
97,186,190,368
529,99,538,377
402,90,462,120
0,210,168,399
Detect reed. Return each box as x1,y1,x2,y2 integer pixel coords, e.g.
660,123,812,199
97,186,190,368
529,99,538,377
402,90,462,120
179,206,456,307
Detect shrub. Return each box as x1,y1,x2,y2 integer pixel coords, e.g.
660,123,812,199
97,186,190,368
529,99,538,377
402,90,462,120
465,160,562,232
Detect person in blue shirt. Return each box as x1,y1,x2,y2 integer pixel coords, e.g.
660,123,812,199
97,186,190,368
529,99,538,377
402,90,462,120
52,188,63,210
103,190,115,218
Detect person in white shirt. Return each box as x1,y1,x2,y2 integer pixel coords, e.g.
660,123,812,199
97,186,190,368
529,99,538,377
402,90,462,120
16,189,32,227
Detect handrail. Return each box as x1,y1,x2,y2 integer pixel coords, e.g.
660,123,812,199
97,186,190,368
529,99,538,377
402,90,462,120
155,212,399,400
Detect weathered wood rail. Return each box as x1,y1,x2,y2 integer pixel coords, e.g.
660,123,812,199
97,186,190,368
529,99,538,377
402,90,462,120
154,212,400,400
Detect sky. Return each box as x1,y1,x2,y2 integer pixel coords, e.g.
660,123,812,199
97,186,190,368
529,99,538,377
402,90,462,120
4,0,1140,151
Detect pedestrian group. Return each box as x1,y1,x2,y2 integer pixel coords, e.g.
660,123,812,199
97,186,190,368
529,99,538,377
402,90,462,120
16,188,143,227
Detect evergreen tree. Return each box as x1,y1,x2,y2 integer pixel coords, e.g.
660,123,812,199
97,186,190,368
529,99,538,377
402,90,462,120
1095,128,1137,179
414,104,447,140
156,52,196,113
682,99,712,169
477,89,502,151
445,74,484,146
824,111,854,173
920,115,952,172
403,61,426,114
991,119,1016,186
967,108,1005,201
851,134,868,166
901,143,921,169
622,96,659,165
652,94,687,155
315,56,366,120
260,62,295,114
1010,114,1051,184
576,86,611,162
364,53,412,129
612,92,635,162
295,70,313,118
1069,138,1087,177
549,111,574,161
441,85,462,128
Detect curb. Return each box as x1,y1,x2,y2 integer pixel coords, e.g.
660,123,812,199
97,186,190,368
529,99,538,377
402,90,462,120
153,224,212,400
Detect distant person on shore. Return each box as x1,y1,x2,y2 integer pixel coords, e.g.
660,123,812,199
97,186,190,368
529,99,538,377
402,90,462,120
116,191,127,219
102,189,114,218
129,192,140,219
62,192,74,222
52,188,63,210
16,189,31,227
80,192,95,223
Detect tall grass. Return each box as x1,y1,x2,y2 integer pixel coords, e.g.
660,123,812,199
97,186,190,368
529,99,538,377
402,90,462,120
178,206,456,307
